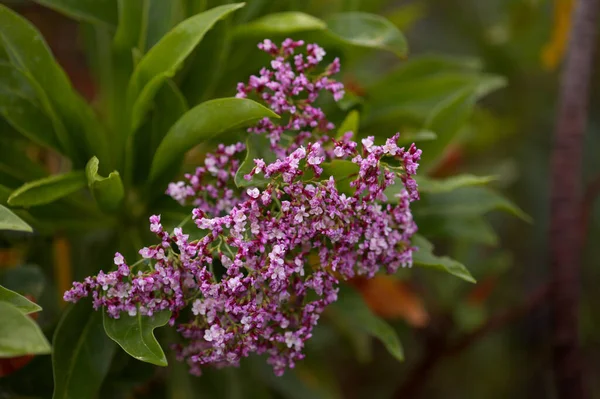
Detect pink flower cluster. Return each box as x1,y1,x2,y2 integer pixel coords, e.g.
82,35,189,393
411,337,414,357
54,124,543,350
63,39,422,377
166,142,247,214
236,39,344,157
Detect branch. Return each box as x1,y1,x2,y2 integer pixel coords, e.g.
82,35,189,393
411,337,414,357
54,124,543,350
550,0,600,397
581,173,600,236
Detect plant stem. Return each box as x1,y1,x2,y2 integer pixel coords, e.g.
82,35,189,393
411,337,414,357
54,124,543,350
550,0,600,397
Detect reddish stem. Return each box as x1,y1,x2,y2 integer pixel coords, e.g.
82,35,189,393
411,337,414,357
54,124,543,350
549,0,600,397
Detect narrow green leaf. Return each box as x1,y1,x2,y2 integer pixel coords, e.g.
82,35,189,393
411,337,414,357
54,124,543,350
336,110,359,139
152,82,189,153
180,15,232,105
113,0,148,52
234,12,326,36
149,97,278,182
103,309,171,367
414,186,532,222
416,174,496,194
326,12,408,57
136,80,189,187
0,5,109,167
332,286,404,362
31,0,118,28
234,133,275,188
0,5,78,101
0,302,50,357
146,0,187,51
0,61,41,103
0,90,59,150
127,3,245,133
8,171,86,208
53,300,117,399
0,284,41,314
412,234,476,283
86,157,125,213
0,204,32,232
0,69,62,151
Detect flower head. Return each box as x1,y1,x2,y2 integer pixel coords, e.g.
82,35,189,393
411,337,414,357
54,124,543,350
63,38,422,378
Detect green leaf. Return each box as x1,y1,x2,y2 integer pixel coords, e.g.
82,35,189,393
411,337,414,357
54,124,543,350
0,301,50,357
86,157,125,213
150,81,189,155
320,160,359,195
31,0,118,28
113,0,148,52
149,97,278,182
412,234,476,283
0,139,47,182
0,204,32,232
53,300,117,399
416,174,496,194
326,12,408,57
234,12,326,36
414,186,532,222
0,5,109,167
180,15,232,106
136,80,189,187
371,55,483,90
126,3,245,133
234,133,276,188
0,88,60,151
0,64,62,152
399,130,437,143
419,87,476,167
416,215,499,246
332,286,404,362
146,0,187,51
0,284,41,314
8,171,86,208
443,217,498,246
336,109,359,139
0,61,41,103
365,56,505,133
103,309,171,367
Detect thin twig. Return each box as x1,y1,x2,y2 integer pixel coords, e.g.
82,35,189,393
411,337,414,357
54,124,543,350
549,0,600,397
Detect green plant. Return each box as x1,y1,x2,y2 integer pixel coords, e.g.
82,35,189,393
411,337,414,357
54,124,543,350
0,1,525,398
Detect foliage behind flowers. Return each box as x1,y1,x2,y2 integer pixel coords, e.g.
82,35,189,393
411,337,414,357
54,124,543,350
65,40,422,377
0,1,524,398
